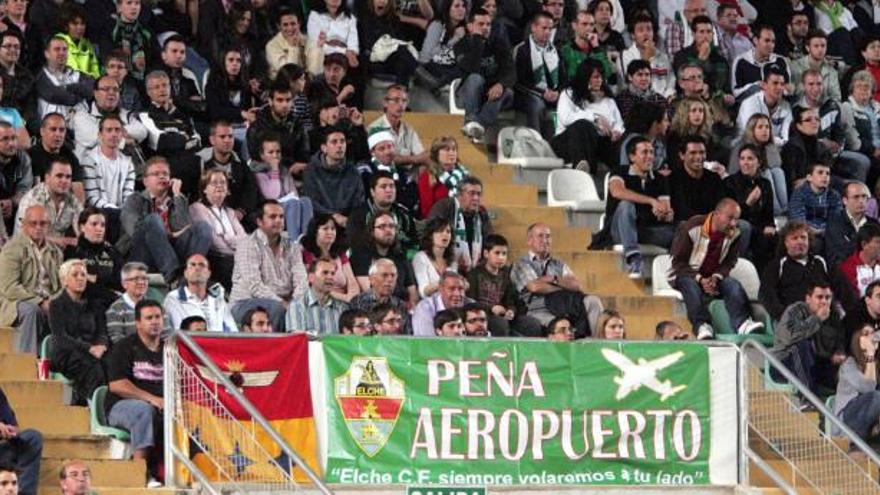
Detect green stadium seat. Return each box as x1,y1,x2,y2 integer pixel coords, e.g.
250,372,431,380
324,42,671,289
709,299,774,346
88,385,131,441
39,336,72,384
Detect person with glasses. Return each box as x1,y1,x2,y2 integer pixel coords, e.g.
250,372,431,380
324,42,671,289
59,460,92,495
163,254,238,333
462,303,489,337
426,175,493,270
370,303,402,334
350,212,418,305
194,120,260,222
14,158,82,249
339,308,373,335
367,85,429,167
119,157,213,285
545,316,573,341
782,107,834,196
105,262,167,343
102,50,144,112
0,31,34,114
0,205,63,353
287,257,349,335
139,71,201,176
70,75,148,165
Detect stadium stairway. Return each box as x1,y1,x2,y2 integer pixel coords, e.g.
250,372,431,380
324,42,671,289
0,328,178,494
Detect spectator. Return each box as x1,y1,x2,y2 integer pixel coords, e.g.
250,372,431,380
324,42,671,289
0,32,35,114
287,257,349,335
618,101,669,171
348,258,409,329
664,0,708,58
760,220,842,321
513,12,564,137
839,223,880,298
667,96,719,168
671,15,731,100
669,198,764,339
841,71,880,187
620,15,675,101
251,134,314,240
737,66,793,144
350,212,418,304
139,71,201,171
300,214,360,303
48,259,108,405
250,89,307,166
188,170,248,292
105,300,165,486
433,308,464,337
729,114,787,215
551,57,624,174
0,465,16,495
365,303,400,335
34,36,94,121
0,77,29,150
826,182,877,268
545,316,573,341
14,158,82,249
788,162,842,235
81,114,136,243
65,208,123,311
266,9,307,81
203,48,259,161
511,223,604,336
348,169,418,254
367,85,429,167
0,122,31,237
655,320,693,340
669,135,726,223
715,4,751,65
790,30,843,103
99,0,151,81
412,218,458,298
29,114,83,199
307,99,370,166
55,3,100,78
731,25,791,102
454,8,514,144
357,0,419,86
782,108,833,195
339,308,372,335
309,53,361,109
558,10,615,83
230,200,308,332
843,280,880,344
105,262,159,343
417,136,469,218
58,460,91,495
69,74,146,164
180,316,208,331
427,176,493,270
301,125,365,226
154,35,204,123
445,303,479,339
588,0,623,54
813,0,859,66
835,325,880,450
0,388,42,495
724,144,776,266
306,0,360,77
594,309,625,339
196,121,261,221
240,306,273,333
119,157,213,285
415,0,466,91
607,136,674,278
210,4,265,80
615,60,669,123
775,10,809,60
772,280,845,397
163,254,237,333
672,62,732,131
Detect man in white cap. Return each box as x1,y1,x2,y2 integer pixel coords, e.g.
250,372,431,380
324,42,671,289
358,130,419,214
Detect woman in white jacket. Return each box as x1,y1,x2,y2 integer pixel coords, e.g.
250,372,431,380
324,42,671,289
551,58,624,175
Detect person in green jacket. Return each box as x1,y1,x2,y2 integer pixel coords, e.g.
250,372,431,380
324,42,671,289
56,3,101,79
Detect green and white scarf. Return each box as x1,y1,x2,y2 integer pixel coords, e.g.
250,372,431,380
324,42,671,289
530,36,560,91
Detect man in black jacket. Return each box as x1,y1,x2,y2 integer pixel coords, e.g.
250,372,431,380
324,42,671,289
195,121,261,221
454,8,515,144
843,279,880,345
301,126,364,228
513,12,564,138
247,85,310,174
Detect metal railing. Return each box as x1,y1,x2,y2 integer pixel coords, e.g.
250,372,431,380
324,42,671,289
164,332,333,494
741,339,880,495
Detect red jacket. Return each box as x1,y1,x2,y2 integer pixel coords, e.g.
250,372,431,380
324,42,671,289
838,251,880,298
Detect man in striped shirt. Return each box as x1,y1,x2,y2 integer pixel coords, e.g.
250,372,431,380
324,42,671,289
286,257,349,335
81,114,135,244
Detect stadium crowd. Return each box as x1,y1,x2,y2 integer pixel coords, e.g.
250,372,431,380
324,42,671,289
3,0,880,489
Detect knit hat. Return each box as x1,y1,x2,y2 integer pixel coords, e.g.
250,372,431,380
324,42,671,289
368,130,395,150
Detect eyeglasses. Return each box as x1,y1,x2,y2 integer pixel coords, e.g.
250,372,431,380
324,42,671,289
26,220,49,226
0,44,20,50
147,171,170,178
353,322,372,328
124,275,148,282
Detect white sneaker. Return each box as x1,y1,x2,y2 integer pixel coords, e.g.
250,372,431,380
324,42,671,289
737,318,764,335
146,477,162,488
696,323,714,340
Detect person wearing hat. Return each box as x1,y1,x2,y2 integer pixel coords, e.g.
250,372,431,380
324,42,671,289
357,129,419,213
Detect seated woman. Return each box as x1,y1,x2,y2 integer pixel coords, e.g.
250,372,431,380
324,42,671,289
594,309,625,339
551,58,624,175
835,325,880,451
211,3,266,80
251,133,314,239
412,217,458,298
723,144,776,269
64,208,123,312
417,136,469,218
589,0,625,54
842,70,880,191
357,0,419,86
265,8,307,81
415,0,465,91
205,47,260,161
300,213,360,302
307,0,361,81
729,113,787,215
189,169,247,292
49,259,108,405
667,96,722,170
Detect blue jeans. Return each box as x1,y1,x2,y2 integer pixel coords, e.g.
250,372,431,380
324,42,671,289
762,167,788,215
515,90,553,137
108,399,161,451
130,214,213,282
457,74,513,127
231,298,286,333
673,275,750,330
773,339,817,393
835,150,871,183
283,197,314,240
610,201,674,259
0,429,41,495
842,389,880,443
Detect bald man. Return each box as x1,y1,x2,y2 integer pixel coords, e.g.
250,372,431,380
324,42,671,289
669,198,764,340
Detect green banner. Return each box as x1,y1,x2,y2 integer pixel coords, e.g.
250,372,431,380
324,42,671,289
323,337,711,486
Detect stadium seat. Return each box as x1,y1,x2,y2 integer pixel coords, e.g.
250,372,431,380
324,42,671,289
449,78,464,115
39,336,72,384
612,244,669,256
497,127,564,169
824,395,837,435
763,361,795,394
89,386,131,441
708,300,774,345
650,255,683,300
546,169,604,212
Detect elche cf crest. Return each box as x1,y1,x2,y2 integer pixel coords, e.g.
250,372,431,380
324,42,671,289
334,357,405,457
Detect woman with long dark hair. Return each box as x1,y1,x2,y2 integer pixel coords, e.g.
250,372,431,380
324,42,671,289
723,144,776,269
412,217,457,297
205,47,260,160
300,213,360,302
415,0,466,90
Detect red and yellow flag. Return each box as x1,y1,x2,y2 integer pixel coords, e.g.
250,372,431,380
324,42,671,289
176,335,319,483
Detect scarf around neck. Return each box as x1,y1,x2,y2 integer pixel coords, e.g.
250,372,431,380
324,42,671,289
816,1,847,31
530,36,560,90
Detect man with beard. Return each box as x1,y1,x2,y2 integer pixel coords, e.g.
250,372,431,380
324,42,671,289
349,212,418,307
348,170,417,253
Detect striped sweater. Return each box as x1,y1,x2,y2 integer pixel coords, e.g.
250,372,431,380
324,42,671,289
81,148,135,209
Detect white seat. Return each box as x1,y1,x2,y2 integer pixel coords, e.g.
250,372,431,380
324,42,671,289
449,78,464,115
496,127,564,169
728,258,761,301
651,255,683,300
201,68,210,95
546,169,605,211
613,244,669,256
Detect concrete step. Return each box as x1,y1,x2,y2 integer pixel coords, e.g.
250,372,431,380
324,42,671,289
2,380,63,408
622,315,692,340
503,227,591,253
489,205,568,228
16,405,90,435
599,294,678,315
0,327,14,353
484,183,538,207
579,272,645,297
0,352,36,380
40,458,145,489
41,434,127,459
470,162,516,183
